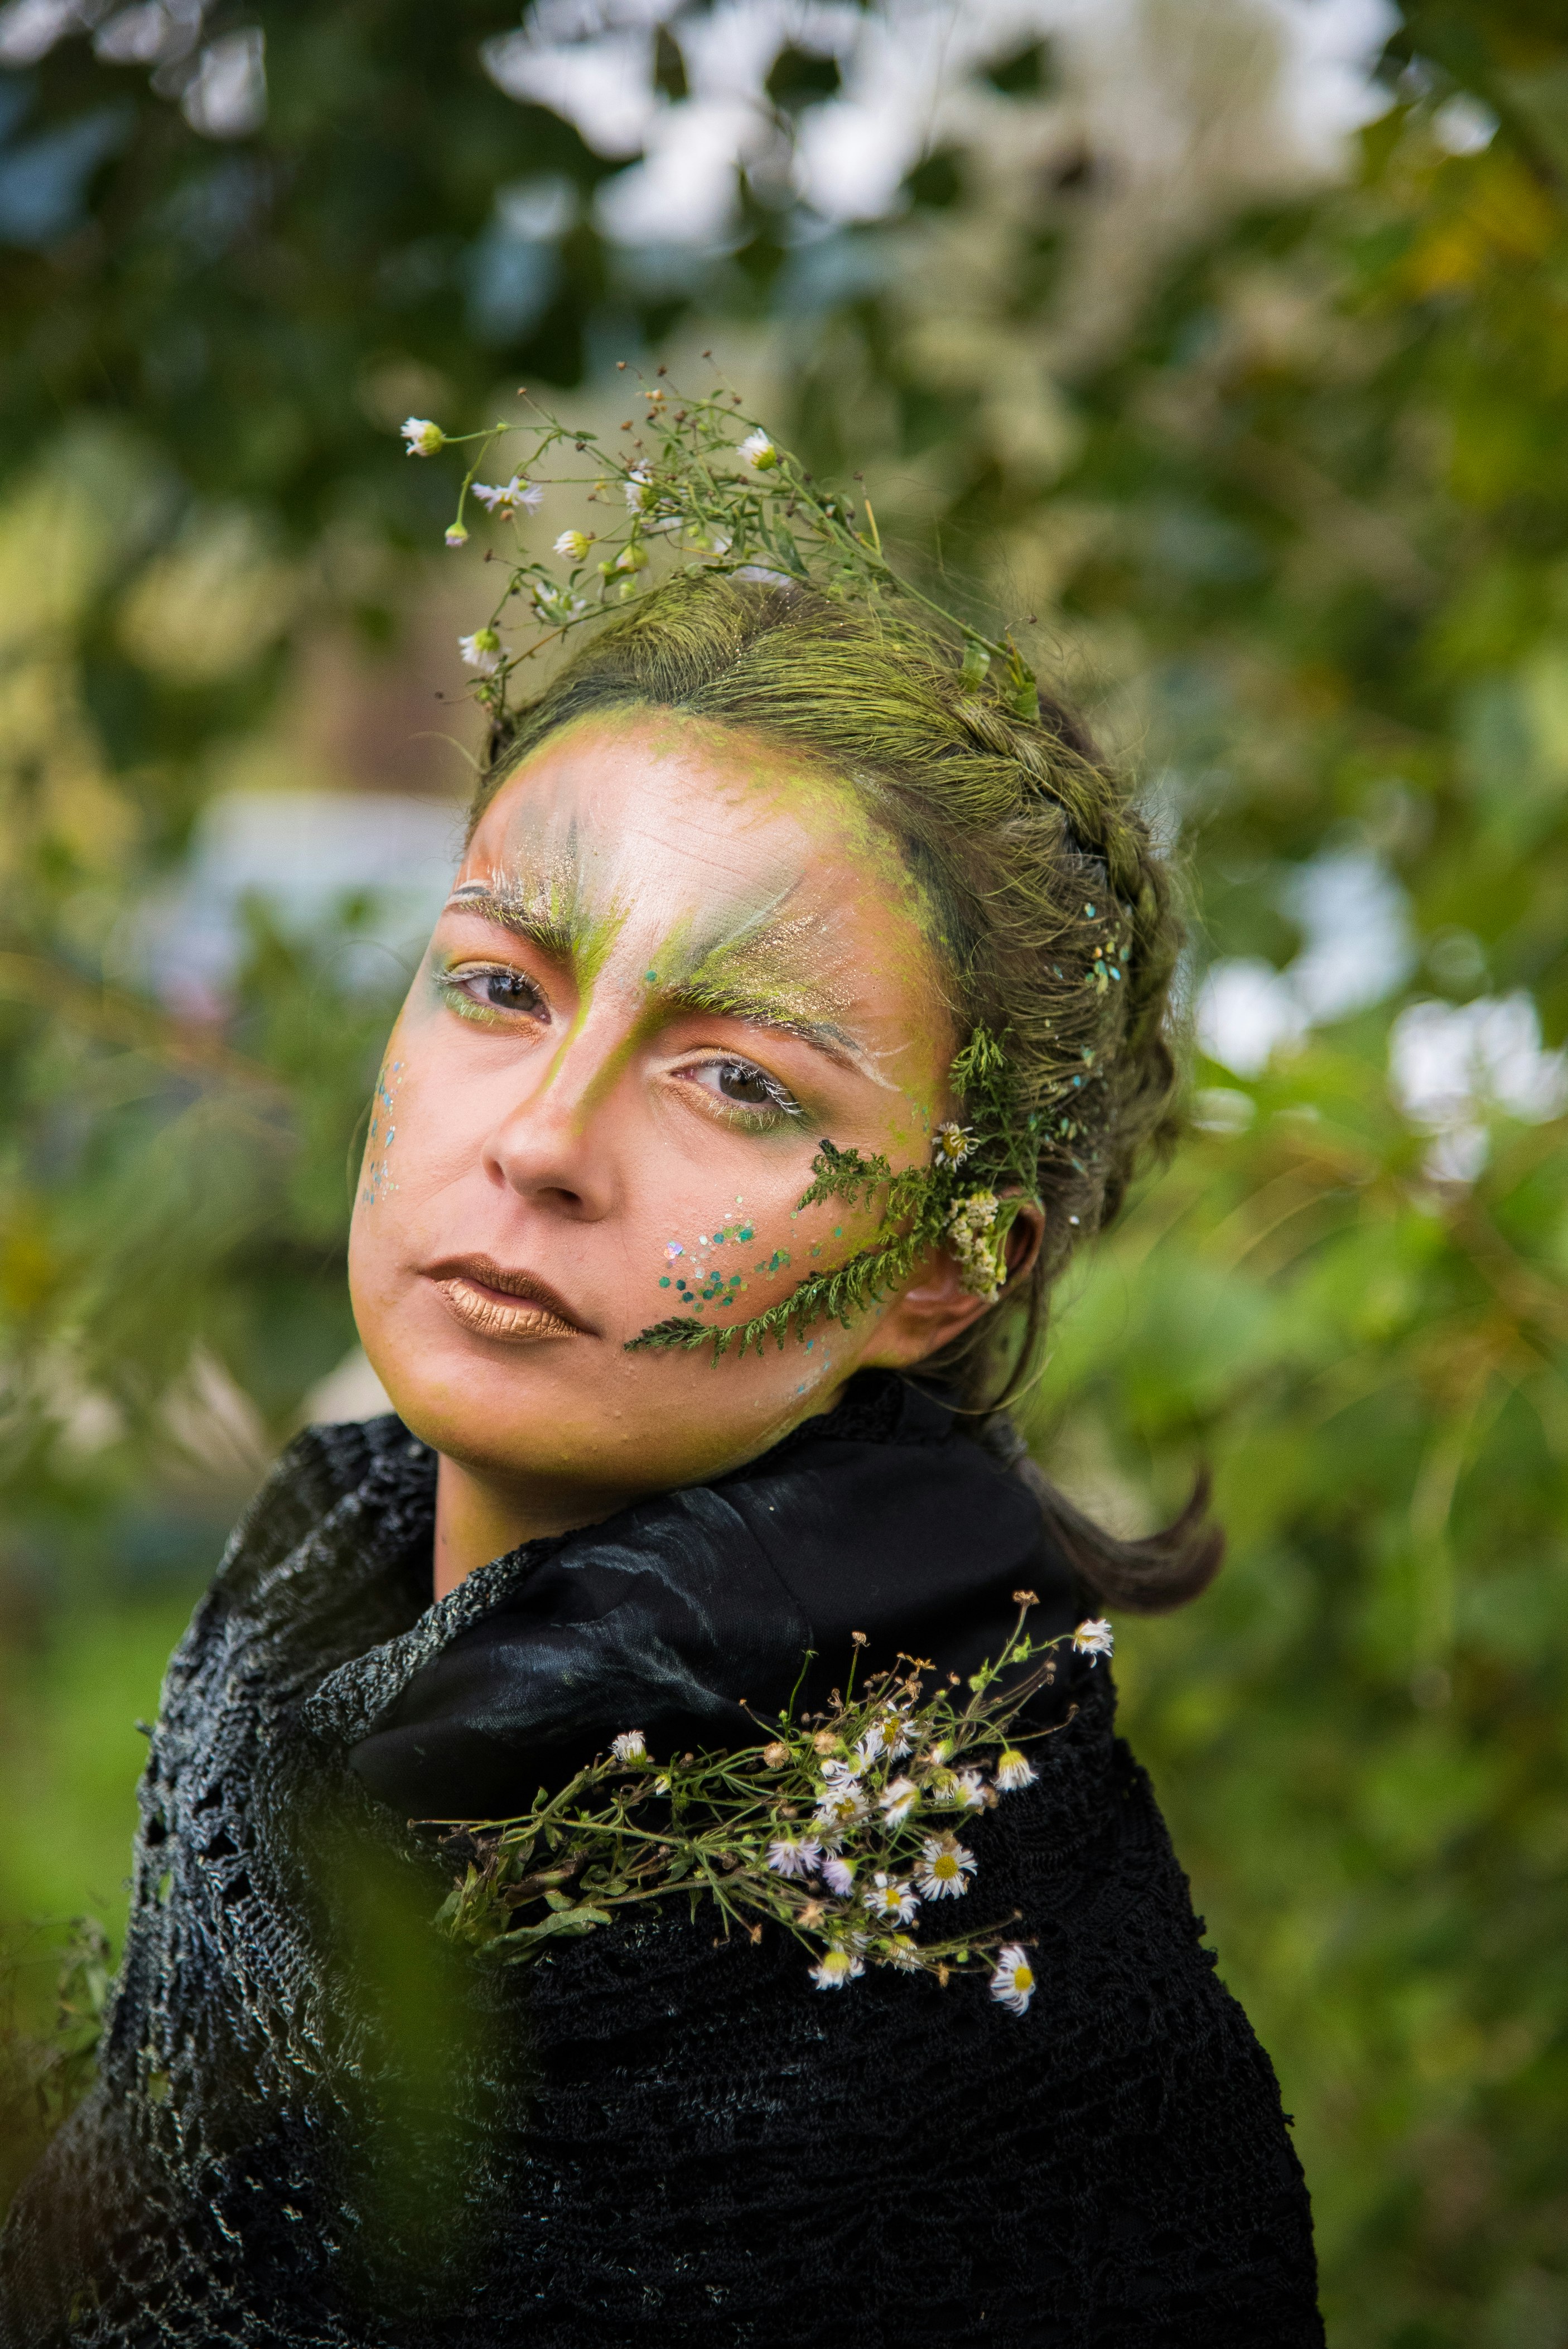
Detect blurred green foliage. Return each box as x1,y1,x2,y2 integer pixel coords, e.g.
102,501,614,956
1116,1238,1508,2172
2,3,1567,2341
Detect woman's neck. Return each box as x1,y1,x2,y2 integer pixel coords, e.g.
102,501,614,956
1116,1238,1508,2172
432,1454,634,1600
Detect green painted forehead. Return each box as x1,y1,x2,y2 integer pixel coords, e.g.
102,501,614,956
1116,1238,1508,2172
467,707,948,1012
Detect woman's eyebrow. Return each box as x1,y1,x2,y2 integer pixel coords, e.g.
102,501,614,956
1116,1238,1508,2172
446,882,881,1074
443,883,576,964
654,975,865,1072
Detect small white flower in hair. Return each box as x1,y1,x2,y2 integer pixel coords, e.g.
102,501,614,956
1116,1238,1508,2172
739,428,777,470
458,628,502,674
1072,1618,1114,1662
609,1730,648,1764
932,1121,975,1167
946,1189,1005,1304
820,1854,856,1898
554,528,592,559
473,476,543,517
996,1748,1036,1792
530,582,588,625
401,416,444,456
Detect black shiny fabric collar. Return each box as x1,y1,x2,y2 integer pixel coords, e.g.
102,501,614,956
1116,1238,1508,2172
327,1372,1084,1821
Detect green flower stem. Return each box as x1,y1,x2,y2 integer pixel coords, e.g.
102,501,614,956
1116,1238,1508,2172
435,1604,1077,1990
437,377,1030,707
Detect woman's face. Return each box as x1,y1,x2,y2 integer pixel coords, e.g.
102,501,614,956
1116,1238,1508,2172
349,710,970,1507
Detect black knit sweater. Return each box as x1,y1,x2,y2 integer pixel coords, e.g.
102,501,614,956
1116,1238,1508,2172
1,1376,1323,2347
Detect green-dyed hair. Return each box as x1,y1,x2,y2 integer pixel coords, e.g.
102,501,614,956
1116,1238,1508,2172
468,571,1219,1612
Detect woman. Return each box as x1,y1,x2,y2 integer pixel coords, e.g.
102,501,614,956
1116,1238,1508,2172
1,559,1323,2345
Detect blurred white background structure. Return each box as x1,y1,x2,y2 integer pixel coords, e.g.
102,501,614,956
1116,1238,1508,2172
146,789,459,1017
481,0,1397,250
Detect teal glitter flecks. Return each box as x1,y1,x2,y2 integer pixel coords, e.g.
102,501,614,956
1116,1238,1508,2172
657,1216,760,1316
360,1060,404,1207
626,1026,1043,1364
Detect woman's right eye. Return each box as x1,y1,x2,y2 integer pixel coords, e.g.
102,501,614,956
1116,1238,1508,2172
474,969,540,1012
441,963,548,1020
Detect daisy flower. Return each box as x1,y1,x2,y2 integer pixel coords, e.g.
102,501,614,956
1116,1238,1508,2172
472,475,544,518
809,1943,863,1990
443,521,469,548
874,1708,913,1760
996,1748,1036,1792
916,1834,976,1901
623,466,653,508
879,1776,919,1826
553,528,592,559
739,428,777,470
855,1721,887,1767
609,1730,647,1764
990,1942,1037,2016
401,416,444,456
458,628,502,674
766,1831,822,1880
886,1933,924,1972
820,1854,856,1898
1072,1618,1115,1661
814,1784,867,1845
863,1873,919,1927
954,1769,988,1810
530,582,588,624
932,1120,975,1167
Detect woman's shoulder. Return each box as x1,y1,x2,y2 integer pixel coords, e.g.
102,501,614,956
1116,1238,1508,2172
151,1415,435,1765
211,1415,423,1599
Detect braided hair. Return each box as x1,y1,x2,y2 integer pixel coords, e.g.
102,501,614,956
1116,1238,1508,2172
469,573,1219,1611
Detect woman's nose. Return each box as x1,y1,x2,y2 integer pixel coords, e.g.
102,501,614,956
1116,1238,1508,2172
479,1038,623,1221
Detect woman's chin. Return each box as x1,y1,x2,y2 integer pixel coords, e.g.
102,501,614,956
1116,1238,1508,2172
370,1341,837,1500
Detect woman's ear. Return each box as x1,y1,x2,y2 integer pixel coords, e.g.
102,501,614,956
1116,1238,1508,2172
863,1200,1045,1371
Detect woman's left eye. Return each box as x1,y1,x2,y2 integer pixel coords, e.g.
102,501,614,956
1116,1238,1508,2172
686,1058,800,1117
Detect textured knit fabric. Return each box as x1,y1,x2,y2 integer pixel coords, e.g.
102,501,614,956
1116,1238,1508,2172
1,1380,1324,2348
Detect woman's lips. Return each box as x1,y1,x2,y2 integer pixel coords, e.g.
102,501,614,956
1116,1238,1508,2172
424,1256,590,1345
